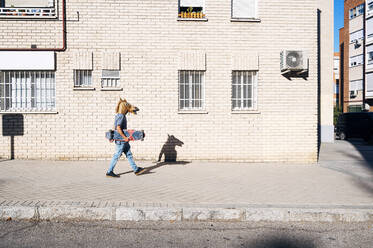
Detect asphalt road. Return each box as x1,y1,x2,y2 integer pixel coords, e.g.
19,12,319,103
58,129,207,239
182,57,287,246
0,220,372,248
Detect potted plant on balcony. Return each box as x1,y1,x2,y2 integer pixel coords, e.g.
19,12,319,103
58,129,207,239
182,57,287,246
187,7,193,18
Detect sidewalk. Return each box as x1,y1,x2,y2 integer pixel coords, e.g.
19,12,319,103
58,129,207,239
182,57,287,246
1,140,372,222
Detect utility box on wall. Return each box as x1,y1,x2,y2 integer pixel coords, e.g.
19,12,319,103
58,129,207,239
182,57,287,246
2,114,24,136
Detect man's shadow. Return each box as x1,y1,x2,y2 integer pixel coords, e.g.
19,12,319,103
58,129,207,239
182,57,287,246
118,134,189,176
158,134,184,163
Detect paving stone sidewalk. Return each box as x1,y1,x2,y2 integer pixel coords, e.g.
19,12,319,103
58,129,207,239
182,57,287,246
0,140,372,222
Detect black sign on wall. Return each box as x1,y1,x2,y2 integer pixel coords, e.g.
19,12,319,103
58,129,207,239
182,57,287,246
2,114,24,136
2,114,24,160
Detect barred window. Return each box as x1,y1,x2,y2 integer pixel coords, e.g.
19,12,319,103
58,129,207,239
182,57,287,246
74,70,92,87
179,70,204,110
0,71,55,112
101,70,120,88
232,71,257,111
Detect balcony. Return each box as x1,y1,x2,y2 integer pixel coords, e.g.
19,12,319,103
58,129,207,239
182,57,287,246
178,1,207,21
0,0,56,19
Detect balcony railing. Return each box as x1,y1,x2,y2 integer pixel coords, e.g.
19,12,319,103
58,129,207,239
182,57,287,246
178,12,205,19
0,7,56,18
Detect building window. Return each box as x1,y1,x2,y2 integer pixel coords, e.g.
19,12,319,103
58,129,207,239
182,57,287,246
350,29,364,44
368,0,373,12
0,0,56,18
367,18,373,38
101,70,120,88
349,4,364,19
349,8,356,19
350,55,363,67
358,4,364,15
178,70,204,110
74,70,92,87
231,71,257,111
367,72,373,92
348,105,363,112
368,52,373,64
0,71,55,112
232,0,256,19
178,0,205,19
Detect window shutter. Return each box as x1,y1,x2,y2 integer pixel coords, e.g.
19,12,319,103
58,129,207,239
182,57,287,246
367,73,373,92
102,52,120,70
178,51,206,70
232,0,256,18
73,51,93,70
367,18,373,37
350,30,363,42
231,53,259,70
350,80,363,91
180,0,203,7
367,45,373,53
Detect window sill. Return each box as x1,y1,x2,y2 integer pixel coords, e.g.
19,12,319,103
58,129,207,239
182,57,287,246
177,17,208,22
73,87,96,91
178,110,208,114
0,111,58,114
230,18,261,22
231,110,260,114
100,88,123,91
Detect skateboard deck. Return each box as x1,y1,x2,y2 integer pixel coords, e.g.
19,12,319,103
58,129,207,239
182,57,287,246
123,129,145,141
106,129,145,142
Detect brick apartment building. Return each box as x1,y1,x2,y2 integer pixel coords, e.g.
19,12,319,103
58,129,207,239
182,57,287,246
339,0,373,112
334,52,340,106
0,0,333,162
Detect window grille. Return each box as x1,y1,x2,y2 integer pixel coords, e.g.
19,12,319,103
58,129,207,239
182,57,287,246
0,71,55,112
74,70,92,87
101,70,120,88
232,71,257,110
179,70,204,110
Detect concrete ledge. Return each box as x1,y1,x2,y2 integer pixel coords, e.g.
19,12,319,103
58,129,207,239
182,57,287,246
0,206,36,220
116,207,182,221
1,204,372,222
245,208,373,222
183,208,244,221
37,207,113,221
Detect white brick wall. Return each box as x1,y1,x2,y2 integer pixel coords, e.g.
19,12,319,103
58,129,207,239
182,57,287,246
0,0,321,162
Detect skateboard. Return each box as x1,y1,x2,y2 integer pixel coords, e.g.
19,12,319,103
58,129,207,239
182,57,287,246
106,129,145,142
123,129,145,141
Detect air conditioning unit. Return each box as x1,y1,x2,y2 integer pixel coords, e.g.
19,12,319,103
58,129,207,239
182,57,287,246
350,90,358,98
280,50,308,74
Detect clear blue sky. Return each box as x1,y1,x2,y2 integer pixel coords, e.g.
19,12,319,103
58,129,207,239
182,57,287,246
335,0,344,52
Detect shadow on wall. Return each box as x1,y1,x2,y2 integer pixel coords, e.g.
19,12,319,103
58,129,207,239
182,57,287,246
158,134,184,162
2,114,24,160
239,235,316,248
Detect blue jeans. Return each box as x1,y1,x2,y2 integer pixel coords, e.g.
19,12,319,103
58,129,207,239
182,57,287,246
108,142,138,173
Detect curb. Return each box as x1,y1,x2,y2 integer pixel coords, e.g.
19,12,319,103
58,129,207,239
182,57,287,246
1,202,372,222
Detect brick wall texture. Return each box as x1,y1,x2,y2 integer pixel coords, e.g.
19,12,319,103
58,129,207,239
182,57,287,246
0,0,320,162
